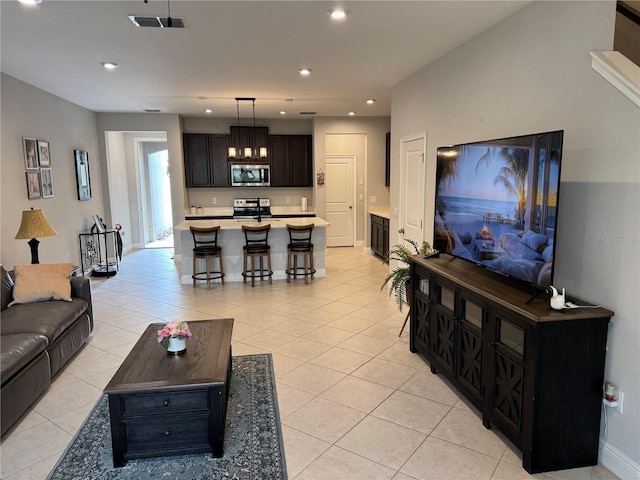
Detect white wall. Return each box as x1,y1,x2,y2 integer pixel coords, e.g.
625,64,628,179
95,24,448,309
390,2,639,478
313,117,391,246
96,113,183,255
1,74,103,267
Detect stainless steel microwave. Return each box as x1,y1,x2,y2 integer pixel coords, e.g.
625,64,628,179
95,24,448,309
230,164,270,187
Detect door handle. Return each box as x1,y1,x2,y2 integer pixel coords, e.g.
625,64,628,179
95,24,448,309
349,205,353,209
399,228,405,234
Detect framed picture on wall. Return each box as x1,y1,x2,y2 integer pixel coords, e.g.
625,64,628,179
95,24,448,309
40,167,54,198
25,171,41,199
23,137,39,170
37,140,51,167
74,149,91,201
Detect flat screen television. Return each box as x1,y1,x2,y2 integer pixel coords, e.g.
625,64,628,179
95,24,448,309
434,130,563,289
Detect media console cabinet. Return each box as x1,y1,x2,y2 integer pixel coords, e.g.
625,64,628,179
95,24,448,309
409,255,613,474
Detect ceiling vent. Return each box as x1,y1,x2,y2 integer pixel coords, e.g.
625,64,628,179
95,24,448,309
129,15,187,28
299,112,317,115
144,109,161,113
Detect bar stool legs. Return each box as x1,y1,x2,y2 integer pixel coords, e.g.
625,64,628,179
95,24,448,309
190,226,224,288
241,224,272,287
286,223,315,284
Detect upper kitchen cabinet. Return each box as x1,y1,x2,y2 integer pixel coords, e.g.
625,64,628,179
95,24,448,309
269,135,313,187
183,133,230,187
229,126,269,163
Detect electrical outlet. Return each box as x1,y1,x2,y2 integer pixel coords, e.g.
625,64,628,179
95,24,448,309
359,193,364,201
616,391,624,414
212,197,217,204
286,196,290,204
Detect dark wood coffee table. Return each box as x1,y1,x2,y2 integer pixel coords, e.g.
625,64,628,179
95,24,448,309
104,319,233,467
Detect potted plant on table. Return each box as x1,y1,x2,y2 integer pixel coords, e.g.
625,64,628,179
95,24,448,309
157,320,192,355
380,239,433,312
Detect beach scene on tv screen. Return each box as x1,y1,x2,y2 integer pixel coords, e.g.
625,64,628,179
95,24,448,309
434,131,562,287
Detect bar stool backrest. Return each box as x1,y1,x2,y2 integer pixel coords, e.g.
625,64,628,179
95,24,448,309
190,226,221,253
242,224,271,247
287,223,314,247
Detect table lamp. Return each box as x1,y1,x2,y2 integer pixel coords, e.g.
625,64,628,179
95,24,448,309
15,208,57,264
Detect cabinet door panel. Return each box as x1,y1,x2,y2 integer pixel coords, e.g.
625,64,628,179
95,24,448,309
412,290,431,356
209,135,230,186
289,135,312,186
457,326,484,398
269,135,290,187
491,347,524,434
184,134,211,187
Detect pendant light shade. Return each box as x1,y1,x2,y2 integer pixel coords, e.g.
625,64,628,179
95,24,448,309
227,98,268,160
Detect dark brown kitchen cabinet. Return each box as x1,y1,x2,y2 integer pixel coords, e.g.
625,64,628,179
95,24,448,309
269,135,312,187
183,134,230,187
229,126,269,162
370,214,389,260
409,255,613,474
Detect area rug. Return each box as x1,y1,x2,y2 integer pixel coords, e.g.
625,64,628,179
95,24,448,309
47,354,287,480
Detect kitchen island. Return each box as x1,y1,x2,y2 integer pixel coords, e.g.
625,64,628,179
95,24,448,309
175,217,329,284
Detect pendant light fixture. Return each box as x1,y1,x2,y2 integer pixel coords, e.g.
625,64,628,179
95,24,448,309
228,97,268,160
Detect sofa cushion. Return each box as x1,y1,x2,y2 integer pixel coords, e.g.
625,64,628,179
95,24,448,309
1,265,14,311
0,298,88,344
0,333,49,383
9,263,73,306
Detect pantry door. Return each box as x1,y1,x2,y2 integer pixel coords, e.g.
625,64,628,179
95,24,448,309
325,155,356,247
398,134,426,245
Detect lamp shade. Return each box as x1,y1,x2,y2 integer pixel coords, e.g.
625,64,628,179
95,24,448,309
15,209,57,239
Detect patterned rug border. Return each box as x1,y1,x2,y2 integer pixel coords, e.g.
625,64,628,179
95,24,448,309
47,354,287,480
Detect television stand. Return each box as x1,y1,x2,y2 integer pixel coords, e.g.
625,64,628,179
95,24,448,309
409,255,613,474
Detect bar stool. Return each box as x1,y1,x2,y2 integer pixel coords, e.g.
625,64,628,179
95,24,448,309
190,226,224,288
241,224,272,287
286,223,315,284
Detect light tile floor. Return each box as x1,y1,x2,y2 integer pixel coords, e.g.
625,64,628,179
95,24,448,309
0,247,619,480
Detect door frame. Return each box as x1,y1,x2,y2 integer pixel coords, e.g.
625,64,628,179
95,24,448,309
325,154,357,247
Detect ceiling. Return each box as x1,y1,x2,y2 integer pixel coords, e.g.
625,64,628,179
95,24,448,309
1,1,528,119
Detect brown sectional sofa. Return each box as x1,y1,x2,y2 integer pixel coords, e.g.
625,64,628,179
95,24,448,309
0,265,93,436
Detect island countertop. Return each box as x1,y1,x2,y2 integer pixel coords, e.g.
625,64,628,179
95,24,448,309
175,216,329,231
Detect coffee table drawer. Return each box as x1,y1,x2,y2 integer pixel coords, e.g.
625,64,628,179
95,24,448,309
125,414,210,454
122,390,208,415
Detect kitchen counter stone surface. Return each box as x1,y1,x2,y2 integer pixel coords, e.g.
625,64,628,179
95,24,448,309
369,206,390,219
175,216,328,231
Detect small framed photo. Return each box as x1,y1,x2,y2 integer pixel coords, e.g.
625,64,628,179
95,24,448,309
37,140,51,167
23,137,39,169
74,149,91,201
26,171,41,199
40,167,54,198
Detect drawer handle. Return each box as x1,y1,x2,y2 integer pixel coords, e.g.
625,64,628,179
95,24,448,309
165,430,171,436
164,400,170,406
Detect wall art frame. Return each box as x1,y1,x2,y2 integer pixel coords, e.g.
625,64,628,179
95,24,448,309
40,167,54,198
74,149,91,201
37,140,51,167
23,137,39,170
26,171,41,199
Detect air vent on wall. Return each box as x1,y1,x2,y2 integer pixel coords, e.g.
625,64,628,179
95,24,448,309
129,15,187,28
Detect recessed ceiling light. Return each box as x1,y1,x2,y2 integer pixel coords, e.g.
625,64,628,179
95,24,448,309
101,62,119,70
197,96,207,100
348,111,356,116
327,8,349,19
18,0,42,5
366,99,375,104
280,111,287,115
285,98,294,102
205,108,213,114
298,68,312,76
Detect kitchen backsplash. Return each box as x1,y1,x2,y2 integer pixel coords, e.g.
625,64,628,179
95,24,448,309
186,187,312,209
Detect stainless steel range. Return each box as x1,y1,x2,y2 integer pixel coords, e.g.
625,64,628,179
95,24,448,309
232,198,271,220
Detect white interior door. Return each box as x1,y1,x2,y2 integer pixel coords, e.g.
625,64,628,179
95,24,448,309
399,135,426,245
325,155,355,247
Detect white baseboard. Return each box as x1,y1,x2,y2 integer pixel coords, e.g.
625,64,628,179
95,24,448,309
355,240,364,248
599,440,640,480
364,247,374,255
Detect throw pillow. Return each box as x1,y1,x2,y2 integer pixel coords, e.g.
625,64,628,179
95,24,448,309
521,231,548,253
9,263,74,306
